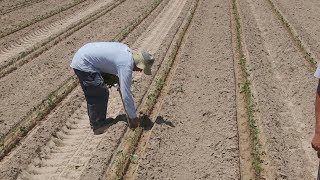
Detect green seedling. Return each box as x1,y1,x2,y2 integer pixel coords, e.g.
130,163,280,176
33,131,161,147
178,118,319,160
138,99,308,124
20,126,28,135
232,0,264,177
47,95,54,107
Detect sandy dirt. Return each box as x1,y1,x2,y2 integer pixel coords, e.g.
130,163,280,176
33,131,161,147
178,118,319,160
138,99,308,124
0,0,78,35
136,0,240,179
238,0,317,178
0,0,194,179
0,0,114,67
271,0,320,61
1,0,320,179
0,0,97,49
0,0,155,139
0,0,45,15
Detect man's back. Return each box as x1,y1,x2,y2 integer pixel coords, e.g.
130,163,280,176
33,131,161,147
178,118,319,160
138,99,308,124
70,42,133,75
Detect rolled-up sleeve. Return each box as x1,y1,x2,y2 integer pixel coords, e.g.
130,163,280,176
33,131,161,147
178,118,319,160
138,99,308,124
118,66,137,119
315,65,320,79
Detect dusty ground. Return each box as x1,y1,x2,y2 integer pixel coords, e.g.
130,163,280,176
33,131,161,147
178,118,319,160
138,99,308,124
0,0,320,179
272,0,320,60
136,0,240,179
0,0,154,138
238,0,317,178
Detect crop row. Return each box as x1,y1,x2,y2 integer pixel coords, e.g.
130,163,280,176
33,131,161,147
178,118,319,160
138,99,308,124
0,0,164,160
107,0,200,179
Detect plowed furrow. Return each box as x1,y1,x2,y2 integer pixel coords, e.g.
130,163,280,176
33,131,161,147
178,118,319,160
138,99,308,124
134,0,187,54
0,0,115,74
239,0,317,178
0,0,88,38
105,0,194,179
133,0,240,179
11,0,188,179
17,90,123,180
270,0,320,63
0,0,161,163
0,0,45,15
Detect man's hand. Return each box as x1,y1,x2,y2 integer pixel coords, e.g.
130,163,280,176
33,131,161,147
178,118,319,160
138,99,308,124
128,117,140,129
313,80,320,158
312,133,320,151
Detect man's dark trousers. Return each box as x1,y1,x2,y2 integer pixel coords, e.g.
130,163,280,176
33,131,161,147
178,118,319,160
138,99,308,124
74,69,109,129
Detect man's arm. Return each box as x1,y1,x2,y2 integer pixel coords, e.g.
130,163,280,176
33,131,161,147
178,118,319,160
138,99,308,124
117,66,139,128
312,79,320,154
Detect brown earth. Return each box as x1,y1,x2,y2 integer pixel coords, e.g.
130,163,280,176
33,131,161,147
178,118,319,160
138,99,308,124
0,0,97,49
0,0,45,15
0,0,154,138
135,0,240,179
1,0,196,179
0,0,320,179
238,0,317,178
271,0,320,61
0,0,82,36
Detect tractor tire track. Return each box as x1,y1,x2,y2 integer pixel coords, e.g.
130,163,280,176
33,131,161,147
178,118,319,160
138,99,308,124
17,89,126,180
0,0,120,78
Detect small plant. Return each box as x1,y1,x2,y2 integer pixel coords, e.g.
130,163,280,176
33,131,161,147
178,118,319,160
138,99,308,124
232,0,264,177
47,95,54,107
20,126,28,135
127,154,139,162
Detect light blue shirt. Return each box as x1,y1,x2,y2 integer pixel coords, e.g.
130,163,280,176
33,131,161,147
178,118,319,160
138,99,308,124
315,65,320,79
70,42,137,119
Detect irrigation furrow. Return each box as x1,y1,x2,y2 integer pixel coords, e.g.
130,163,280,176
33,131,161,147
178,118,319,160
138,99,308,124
0,0,120,78
237,0,317,178
231,0,272,178
10,0,192,179
229,0,255,179
104,0,198,179
266,0,317,70
132,0,241,178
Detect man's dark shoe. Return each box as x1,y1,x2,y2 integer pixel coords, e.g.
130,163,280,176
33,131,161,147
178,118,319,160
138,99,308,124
93,118,115,135
128,117,140,129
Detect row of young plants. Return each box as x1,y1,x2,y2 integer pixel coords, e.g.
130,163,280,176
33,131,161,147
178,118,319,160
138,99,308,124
266,0,317,70
0,0,164,160
232,0,265,178
0,0,125,78
108,0,200,179
232,0,319,178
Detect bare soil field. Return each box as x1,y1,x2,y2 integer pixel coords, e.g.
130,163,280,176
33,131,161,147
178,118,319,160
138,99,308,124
135,0,240,179
0,0,319,179
271,0,320,62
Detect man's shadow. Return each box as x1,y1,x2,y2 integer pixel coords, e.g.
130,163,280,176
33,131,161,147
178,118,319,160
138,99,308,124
111,114,175,130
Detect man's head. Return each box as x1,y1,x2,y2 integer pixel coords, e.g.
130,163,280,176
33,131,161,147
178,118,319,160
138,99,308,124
132,50,155,75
